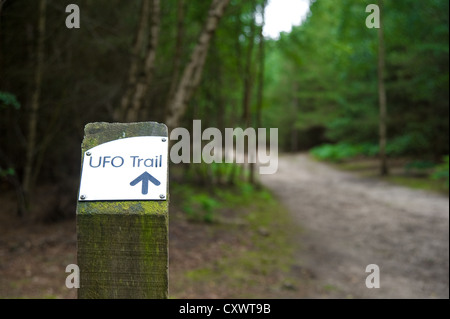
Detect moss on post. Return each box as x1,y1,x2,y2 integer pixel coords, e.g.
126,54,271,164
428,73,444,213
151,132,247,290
76,122,168,299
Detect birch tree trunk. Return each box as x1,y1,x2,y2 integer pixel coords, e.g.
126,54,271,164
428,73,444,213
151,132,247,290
126,0,160,122
114,0,150,121
23,0,46,207
166,0,185,102
165,0,231,131
378,0,389,176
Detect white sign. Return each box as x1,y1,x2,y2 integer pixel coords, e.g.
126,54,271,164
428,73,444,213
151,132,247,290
78,136,168,201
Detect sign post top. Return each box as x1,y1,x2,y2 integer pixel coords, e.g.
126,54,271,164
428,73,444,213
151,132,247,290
78,122,168,202
82,121,168,151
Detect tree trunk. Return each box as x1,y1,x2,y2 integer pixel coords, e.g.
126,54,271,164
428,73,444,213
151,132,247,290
165,0,231,131
378,0,389,176
126,0,161,122
255,8,265,131
0,0,5,19
213,39,225,133
23,0,47,211
254,4,265,187
114,0,150,121
167,0,185,102
243,3,256,184
242,17,255,123
0,0,5,69
291,81,299,152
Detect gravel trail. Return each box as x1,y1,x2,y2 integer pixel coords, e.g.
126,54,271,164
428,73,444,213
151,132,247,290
260,154,449,298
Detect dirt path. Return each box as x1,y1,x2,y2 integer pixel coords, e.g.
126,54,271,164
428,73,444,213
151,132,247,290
260,154,449,299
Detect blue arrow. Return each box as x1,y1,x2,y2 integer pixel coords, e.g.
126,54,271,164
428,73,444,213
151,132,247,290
130,172,161,195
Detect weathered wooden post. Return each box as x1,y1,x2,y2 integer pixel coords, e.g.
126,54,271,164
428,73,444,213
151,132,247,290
76,122,168,299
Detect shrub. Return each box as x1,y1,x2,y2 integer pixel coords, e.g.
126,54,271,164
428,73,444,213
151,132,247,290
431,156,449,189
182,193,221,223
0,91,20,110
310,143,377,162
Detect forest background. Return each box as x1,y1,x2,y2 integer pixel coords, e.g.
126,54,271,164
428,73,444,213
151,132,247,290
0,0,448,219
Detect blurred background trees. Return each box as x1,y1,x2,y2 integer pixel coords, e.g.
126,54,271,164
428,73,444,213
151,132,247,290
264,0,449,161
0,0,448,220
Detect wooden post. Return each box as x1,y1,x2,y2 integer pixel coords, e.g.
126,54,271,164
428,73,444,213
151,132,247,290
76,122,168,299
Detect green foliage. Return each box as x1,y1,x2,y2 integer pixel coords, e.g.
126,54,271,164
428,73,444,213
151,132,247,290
0,167,15,178
311,137,445,162
210,162,244,185
404,161,436,172
264,0,449,157
183,193,221,223
183,161,246,186
174,174,268,223
386,133,429,157
432,156,449,189
174,181,295,298
310,143,378,162
220,180,272,206
0,91,20,110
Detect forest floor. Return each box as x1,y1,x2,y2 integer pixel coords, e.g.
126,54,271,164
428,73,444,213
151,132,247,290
0,153,448,299
0,174,303,299
260,153,449,298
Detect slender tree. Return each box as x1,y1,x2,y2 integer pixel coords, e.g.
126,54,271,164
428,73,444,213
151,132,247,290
167,0,186,103
126,0,161,122
255,2,266,185
0,0,4,73
243,1,256,184
242,5,256,123
378,0,388,175
23,0,47,213
255,2,265,131
165,0,231,131
115,0,150,121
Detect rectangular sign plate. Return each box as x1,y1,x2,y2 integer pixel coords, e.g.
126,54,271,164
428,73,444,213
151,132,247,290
78,136,168,201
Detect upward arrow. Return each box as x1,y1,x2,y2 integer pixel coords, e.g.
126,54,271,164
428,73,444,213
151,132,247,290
130,171,161,195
